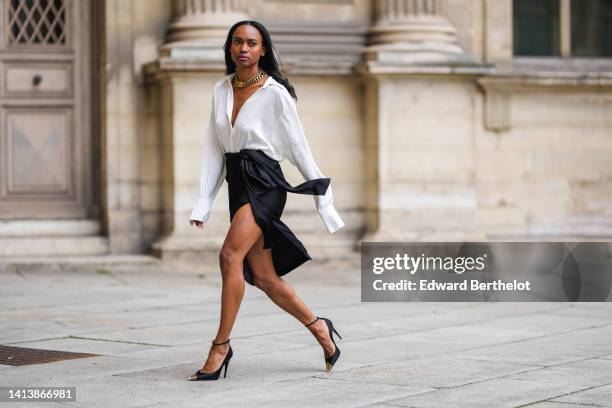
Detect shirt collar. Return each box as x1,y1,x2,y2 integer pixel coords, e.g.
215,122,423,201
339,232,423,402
225,72,274,89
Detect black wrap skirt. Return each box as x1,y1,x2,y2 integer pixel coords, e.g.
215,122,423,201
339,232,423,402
224,148,330,286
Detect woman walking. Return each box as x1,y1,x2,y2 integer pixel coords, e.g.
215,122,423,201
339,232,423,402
188,20,346,381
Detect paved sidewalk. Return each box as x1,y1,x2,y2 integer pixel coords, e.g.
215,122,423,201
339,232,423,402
1,255,612,407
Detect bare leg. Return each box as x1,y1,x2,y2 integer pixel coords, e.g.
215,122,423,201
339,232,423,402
198,203,262,372
246,235,336,357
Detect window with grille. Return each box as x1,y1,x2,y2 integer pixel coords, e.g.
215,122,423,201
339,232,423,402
6,0,67,46
513,0,612,58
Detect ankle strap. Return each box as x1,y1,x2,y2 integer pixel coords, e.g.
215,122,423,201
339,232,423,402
304,317,320,328
212,339,230,346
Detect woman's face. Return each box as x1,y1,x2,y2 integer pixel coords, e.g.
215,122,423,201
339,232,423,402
230,24,265,68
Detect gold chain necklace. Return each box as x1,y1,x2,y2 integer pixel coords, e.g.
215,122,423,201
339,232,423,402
232,70,267,88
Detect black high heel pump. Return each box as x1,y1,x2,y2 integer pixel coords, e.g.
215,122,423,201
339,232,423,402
188,339,233,381
305,316,342,373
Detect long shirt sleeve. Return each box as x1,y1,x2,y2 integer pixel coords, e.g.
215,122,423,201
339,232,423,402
190,96,226,223
274,90,345,234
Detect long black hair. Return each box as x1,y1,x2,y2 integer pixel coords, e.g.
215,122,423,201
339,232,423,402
223,20,297,101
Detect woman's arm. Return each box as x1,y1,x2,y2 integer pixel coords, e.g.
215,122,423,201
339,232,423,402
275,90,345,234
190,95,226,224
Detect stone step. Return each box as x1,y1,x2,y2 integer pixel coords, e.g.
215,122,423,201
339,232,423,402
149,231,360,276
0,219,102,237
0,254,164,274
300,233,360,258
0,236,110,257
152,233,358,253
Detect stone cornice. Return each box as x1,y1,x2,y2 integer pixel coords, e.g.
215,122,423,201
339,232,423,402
355,60,495,78
478,70,612,89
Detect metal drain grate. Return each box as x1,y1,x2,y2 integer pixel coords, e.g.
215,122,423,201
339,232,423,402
0,345,99,366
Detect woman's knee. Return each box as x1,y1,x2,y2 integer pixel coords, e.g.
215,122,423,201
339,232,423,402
218,246,243,275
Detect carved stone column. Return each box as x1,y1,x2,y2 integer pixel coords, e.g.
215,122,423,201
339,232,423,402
364,0,470,65
161,0,248,59
356,1,491,244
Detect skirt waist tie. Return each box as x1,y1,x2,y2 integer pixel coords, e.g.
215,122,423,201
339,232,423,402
236,149,330,198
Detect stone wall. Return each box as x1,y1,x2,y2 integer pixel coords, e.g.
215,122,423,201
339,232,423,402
476,87,612,238
101,0,612,264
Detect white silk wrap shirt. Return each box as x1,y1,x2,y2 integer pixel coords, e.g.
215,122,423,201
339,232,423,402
190,73,346,234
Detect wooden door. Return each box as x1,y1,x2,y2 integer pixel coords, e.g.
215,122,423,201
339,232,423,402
0,0,92,219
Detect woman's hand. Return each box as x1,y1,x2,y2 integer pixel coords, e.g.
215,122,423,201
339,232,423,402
189,219,204,229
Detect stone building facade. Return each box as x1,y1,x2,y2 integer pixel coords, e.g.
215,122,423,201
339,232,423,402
1,0,610,265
